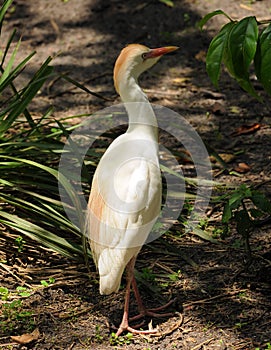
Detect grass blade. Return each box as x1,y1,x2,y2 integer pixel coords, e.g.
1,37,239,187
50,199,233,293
0,211,83,259
0,59,53,133
0,155,84,229
0,0,13,33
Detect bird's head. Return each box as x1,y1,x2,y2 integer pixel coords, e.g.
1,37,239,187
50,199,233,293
114,44,178,95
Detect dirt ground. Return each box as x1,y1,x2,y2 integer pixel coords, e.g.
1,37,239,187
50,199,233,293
1,0,271,349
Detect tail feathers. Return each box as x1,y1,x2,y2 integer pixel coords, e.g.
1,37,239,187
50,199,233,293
99,269,123,295
97,247,138,295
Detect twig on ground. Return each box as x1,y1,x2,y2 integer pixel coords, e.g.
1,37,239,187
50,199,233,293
0,262,32,288
190,337,215,350
183,289,248,307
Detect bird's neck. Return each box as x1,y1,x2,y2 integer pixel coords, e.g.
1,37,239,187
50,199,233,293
119,76,158,141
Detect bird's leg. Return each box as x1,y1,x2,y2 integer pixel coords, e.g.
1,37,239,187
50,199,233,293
129,275,176,322
115,259,133,336
115,258,158,337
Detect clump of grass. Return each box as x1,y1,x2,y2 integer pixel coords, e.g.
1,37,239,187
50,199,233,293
0,0,86,260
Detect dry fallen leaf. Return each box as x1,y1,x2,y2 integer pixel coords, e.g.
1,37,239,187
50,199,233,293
231,123,262,136
195,50,206,62
234,162,251,173
210,153,235,164
240,3,253,11
229,105,242,115
11,328,40,344
210,101,226,115
172,77,190,86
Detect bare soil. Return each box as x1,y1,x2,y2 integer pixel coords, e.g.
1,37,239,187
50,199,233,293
1,0,271,349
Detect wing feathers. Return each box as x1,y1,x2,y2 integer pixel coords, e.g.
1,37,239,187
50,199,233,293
85,141,161,295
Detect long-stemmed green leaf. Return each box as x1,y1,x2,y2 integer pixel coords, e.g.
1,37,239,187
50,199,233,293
206,21,236,88
225,16,260,99
254,23,271,95
230,17,258,74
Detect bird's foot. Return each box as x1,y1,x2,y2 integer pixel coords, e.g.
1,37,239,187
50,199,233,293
129,297,177,322
115,320,158,337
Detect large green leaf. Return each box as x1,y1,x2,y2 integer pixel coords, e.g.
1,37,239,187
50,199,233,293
206,21,236,88
254,24,271,96
225,17,260,99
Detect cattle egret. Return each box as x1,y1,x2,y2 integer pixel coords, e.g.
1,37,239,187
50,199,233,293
85,44,178,336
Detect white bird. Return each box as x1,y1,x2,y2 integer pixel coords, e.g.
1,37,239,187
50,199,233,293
85,44,178,336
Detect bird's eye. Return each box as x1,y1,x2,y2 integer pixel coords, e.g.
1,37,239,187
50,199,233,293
142,52,148,60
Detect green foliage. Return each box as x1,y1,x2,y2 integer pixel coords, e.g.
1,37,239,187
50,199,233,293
1,300,33,332
255,342,271,350
255,25,271,95
140,267,156,282
110,332,133,346
0,286,9,300
14,235,25,252
221,184,271,256
16,286,31,297
0,286,34,333
0,0,88,260
206,21,236,89
40,278,55,287
94,325,104,343
168,269,181,281
0,281,62,333
199,10,271,99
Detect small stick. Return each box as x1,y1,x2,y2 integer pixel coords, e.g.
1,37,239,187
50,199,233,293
183,289,248,307
0,262,32,288
190,337,215,350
